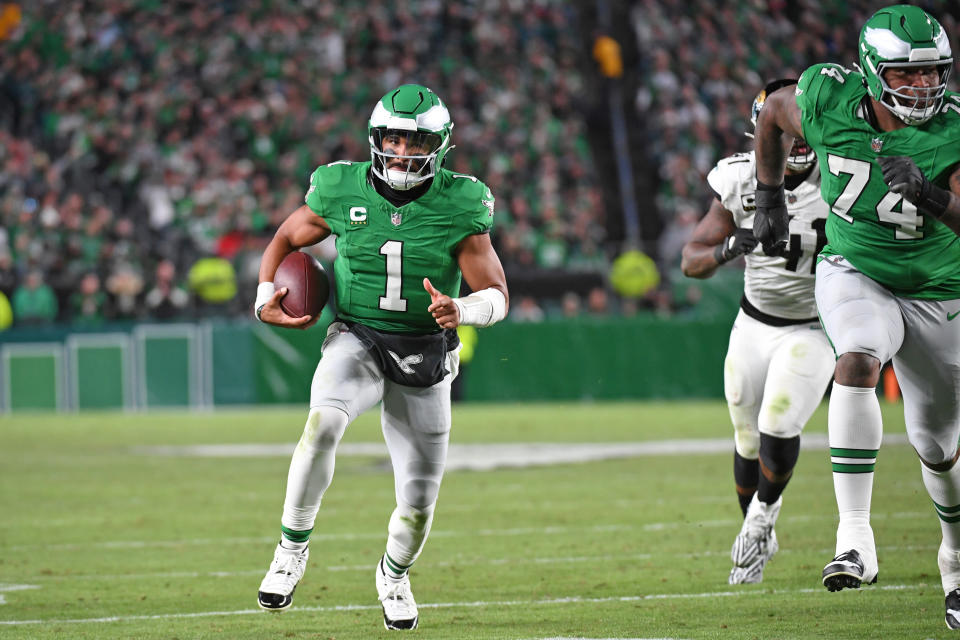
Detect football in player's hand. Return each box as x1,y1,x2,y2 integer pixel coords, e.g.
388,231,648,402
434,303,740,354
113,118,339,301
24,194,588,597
274,251,330,319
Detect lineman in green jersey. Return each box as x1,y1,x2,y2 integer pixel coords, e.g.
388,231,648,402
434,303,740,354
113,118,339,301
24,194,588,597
252,84,509,630
753,4,960,629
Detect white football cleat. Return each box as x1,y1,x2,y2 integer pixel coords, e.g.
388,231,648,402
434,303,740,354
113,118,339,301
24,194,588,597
728,553,770,585
729,495,781,583
376,557,419,630
258,542,309,611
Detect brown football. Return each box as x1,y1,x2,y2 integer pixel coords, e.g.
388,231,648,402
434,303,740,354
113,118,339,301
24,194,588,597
274,251,330,319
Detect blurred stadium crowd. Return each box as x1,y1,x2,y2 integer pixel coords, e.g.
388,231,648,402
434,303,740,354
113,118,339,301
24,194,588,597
1,0,958,327
0,0,600,326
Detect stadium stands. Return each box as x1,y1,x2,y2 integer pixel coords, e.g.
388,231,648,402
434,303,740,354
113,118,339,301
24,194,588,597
0,1,605,324
3,1,958,326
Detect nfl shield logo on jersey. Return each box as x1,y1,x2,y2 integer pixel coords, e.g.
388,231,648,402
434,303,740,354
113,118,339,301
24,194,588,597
871,137,884,153
391,211,402,226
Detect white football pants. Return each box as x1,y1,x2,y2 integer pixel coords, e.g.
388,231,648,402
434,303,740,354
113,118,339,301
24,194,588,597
724,309,835,459
280,321,459,568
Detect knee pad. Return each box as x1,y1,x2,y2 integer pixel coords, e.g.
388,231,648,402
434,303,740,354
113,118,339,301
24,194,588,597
300,406,349,450
733,422,760,459
399,476,442,511
912,433,954,467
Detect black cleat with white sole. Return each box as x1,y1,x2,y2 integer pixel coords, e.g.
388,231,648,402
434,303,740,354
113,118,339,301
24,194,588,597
946,588,960,629
383,612,419,631
822,549,878,591
258,589,294,611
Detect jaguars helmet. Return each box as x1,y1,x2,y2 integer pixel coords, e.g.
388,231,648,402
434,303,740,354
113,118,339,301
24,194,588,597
859,4,952,125
749,78,816,172
369,84,453,190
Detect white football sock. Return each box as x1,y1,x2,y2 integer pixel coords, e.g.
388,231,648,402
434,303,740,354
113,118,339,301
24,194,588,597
828,382,882,566
922,461,960,551
279,538,308,552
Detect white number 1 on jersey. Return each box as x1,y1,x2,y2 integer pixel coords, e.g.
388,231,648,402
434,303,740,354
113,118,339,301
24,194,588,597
379,240,407,311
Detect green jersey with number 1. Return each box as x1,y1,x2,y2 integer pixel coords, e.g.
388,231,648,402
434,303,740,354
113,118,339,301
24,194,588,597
797,62,960,298
304,161,494,333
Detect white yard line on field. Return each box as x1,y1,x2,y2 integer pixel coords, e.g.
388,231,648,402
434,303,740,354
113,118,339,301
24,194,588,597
0,583,935,627
7,511,932,554
131,434,910,471
0,584,40,605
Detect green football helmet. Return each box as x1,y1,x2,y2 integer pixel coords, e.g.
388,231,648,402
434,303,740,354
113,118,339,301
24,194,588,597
368,84,454,190
858,4,953,125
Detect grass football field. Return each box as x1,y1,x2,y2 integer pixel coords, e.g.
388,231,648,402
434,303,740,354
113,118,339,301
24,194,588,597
0,400,947,639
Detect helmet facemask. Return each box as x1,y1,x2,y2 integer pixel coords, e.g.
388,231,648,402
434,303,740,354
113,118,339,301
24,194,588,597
859,5,954,126
873,59,952,125
785,138,816,172
370,128,444,191
368,85,453,191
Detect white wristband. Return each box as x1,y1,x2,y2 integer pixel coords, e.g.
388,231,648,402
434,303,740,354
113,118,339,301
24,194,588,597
254,281,275,321
452,287,507,327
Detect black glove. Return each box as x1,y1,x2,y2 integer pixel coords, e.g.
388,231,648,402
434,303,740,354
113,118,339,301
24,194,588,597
713,228,759,264
753,181,789,256
877,155,951,218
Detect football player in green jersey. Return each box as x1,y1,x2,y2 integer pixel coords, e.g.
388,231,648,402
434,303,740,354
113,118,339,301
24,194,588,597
252,84,509,630
752,4,960,628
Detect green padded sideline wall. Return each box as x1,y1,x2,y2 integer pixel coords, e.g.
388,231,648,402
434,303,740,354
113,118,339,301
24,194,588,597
463,316,730,401
0,315,733,410
243,315,731,403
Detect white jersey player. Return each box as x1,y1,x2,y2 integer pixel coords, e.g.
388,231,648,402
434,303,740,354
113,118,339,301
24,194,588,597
681,79,835,584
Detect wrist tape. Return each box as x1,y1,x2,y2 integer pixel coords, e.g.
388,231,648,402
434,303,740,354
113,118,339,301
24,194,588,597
254,281,275,321
452,287,507,327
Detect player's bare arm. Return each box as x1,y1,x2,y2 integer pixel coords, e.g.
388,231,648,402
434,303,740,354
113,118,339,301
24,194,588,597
681,198,755,279
256,205,332,328
752,86,804,255
922,163,960,236
946,165,960,233
425,232,508,329
754,87,804,185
